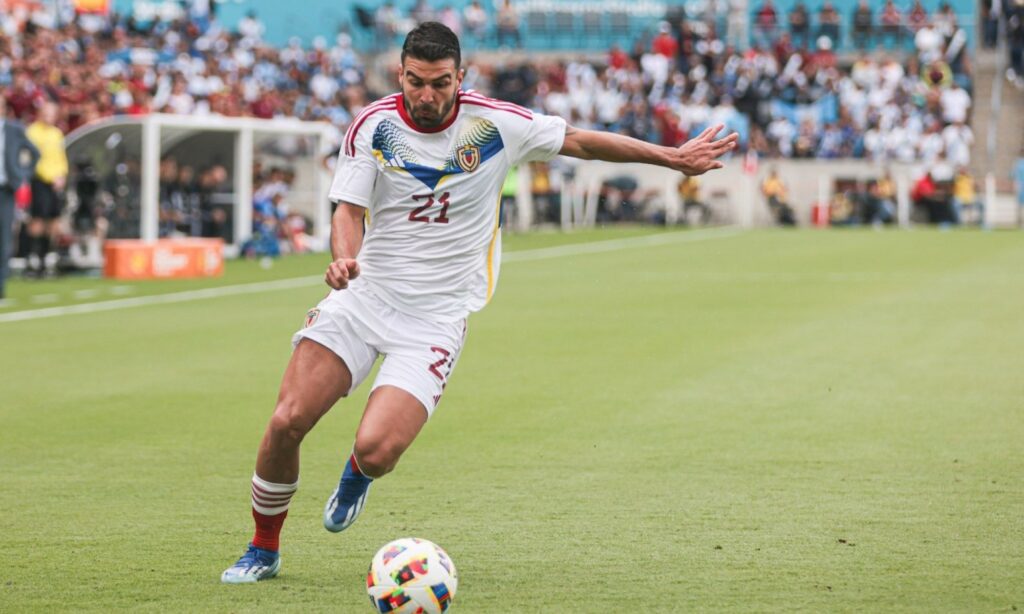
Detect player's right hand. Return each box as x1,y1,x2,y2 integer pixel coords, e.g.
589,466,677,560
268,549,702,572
325,258,360,290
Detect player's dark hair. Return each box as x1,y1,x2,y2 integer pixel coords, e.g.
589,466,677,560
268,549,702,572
401,22,461,69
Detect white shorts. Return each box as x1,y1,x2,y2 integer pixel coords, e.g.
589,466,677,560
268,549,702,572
291,284,468,417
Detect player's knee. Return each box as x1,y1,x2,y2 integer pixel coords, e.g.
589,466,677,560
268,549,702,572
353,437,405,478
268,400,313,445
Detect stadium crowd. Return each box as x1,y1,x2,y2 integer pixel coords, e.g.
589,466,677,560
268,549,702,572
0,1,977,164
0,0,1007,264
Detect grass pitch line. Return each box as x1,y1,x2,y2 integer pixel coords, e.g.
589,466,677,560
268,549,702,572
0,227,741,324
0,276,322,323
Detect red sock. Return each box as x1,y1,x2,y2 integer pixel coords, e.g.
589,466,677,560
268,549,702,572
252,509,288,552
249,473,298,553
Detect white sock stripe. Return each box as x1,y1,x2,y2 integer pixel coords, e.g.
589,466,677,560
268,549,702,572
252,493,293,508
252,473,299,493
250,487,294,501
252,499,290,515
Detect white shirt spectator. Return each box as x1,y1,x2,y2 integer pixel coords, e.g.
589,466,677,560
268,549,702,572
918,130,945,163
915,25,943,64
931,157,955,181
879,60,904,91
594,83,626,126
238,14,265,43
863,126,885,161
311,72,340,102
940,85,971,123
767,117,796,157
464,2,487,36
942,122,973,167
168,91,196,115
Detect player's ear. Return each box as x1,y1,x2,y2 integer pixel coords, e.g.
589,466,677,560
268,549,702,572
397,63,404,86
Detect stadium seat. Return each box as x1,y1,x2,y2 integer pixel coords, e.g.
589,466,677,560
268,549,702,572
552,11,576,49
525,11,549,49
582,11,604,47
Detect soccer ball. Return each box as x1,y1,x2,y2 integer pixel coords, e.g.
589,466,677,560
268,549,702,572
366,537,458,613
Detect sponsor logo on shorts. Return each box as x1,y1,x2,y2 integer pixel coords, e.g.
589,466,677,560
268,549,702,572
304,308,320,328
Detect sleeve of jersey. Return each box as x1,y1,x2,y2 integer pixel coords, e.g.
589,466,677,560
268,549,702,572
328,126,378,209
507,112,567,165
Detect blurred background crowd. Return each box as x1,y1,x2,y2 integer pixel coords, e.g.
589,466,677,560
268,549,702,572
0,0,1022,286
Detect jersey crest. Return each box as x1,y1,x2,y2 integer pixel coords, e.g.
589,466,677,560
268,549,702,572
371,117,503,190
455,144,481,173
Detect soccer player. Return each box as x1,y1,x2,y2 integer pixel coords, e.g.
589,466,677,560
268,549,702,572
222,22,737,583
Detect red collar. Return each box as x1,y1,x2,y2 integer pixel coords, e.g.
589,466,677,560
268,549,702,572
396,92,461,133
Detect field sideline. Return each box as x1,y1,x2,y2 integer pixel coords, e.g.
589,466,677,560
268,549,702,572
2,227,1022,612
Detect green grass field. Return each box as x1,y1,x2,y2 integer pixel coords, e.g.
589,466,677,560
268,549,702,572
2,227,1022,612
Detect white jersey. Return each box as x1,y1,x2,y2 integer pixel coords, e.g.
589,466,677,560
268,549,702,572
329,90,566,322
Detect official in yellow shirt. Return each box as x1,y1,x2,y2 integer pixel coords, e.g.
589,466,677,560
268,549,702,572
25,102,68,276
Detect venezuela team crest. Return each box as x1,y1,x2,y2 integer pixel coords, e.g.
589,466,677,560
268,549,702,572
455,144,481,173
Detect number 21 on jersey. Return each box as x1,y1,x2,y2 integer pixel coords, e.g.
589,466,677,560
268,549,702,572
408,192,451,224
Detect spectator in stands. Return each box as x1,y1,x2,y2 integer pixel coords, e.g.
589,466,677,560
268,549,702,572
788,1,811,49
761,167,796,225
907,0,929,32
374,2,399,50
753,0,779,49
817,2,841,47
25,101,68,278
852,0,874,49
922,58,953,89
411,0,436,26
237,10,265,45
942,118,973,167
916,23,944,66
496,0,522,49
652,21,680,60
942,14,971,80
1008,0,1024,87
880,0,904,49
726,0,750,50
437,5,462,38
463,0,489,46
940,80,971,124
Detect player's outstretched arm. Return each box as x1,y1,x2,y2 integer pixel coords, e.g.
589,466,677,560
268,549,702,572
558,123,739,176
326,202,365,290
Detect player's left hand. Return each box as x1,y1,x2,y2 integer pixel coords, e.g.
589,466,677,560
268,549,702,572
673,124,739,176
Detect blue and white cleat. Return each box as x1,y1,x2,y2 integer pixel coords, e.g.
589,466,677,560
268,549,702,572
221,543,281,584
323,458,373,533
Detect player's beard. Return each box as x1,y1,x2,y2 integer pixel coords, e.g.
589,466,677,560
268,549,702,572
407,93,457,129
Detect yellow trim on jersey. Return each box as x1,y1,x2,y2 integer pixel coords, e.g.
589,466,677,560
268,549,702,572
485,193,502,303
